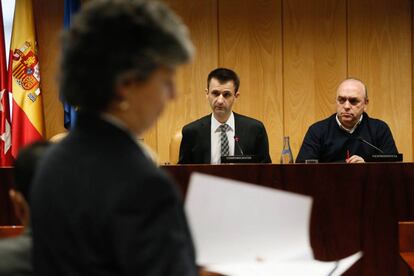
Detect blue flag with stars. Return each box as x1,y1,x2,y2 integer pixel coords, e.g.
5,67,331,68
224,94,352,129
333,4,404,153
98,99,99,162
63,0,80,129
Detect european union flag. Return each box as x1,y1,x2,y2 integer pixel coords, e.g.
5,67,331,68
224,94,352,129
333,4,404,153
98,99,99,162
63,0,80,129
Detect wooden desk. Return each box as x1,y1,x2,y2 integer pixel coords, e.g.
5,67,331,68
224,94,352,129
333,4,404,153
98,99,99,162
0,225,24,238
2,163,413,275
400,222,414,273
162,163,414,276
401,253,414,273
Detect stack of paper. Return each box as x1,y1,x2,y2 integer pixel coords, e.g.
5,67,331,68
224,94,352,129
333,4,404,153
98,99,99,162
185,173,361,276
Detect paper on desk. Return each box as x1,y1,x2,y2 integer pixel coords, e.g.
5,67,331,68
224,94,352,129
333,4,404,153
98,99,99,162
205,251,362,276
185,172,313,264
185,172,362,276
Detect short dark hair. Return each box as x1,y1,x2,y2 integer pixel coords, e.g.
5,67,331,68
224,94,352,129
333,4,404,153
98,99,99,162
13,141,50,203
207,68,240,92
60,0,194,113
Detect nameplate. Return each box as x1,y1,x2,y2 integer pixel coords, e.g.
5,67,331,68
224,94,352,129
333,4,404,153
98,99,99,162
221,155,257,164
367,154,403,162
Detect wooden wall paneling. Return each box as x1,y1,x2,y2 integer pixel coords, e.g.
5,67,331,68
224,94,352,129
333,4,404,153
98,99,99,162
31,0,414,164
348,1,412,274
33,0,65,139
154,0,218,163
283,0,347,160
219,0,283,162
141,124,157,159
348,0,412,161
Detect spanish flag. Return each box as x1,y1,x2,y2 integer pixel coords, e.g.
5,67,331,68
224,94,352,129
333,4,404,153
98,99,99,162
9,0,44,158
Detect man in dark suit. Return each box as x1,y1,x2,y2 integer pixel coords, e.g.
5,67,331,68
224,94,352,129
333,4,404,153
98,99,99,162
31,1,197,275
179,68,271,164
0,141,49,276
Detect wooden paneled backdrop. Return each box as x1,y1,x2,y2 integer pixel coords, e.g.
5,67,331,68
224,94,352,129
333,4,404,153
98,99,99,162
35,0,413,163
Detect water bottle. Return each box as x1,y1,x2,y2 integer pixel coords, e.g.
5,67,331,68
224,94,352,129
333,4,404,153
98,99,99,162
280,136,294,164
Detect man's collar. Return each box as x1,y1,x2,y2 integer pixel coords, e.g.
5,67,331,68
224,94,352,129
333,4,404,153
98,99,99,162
336,114,363,134
211,112,235,132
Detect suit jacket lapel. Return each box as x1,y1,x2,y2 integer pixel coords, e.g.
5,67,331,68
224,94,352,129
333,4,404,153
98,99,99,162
234,113,246,155
200,115,211,163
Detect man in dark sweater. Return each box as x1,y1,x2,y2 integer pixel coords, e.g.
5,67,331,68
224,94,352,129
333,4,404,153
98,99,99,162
296,78,398,163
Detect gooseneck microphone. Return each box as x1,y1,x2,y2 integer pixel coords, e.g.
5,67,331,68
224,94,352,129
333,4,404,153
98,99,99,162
234,136,244,155
357,136,384,153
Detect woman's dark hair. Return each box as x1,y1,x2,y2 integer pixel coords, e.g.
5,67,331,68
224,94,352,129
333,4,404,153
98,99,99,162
60,0,194,112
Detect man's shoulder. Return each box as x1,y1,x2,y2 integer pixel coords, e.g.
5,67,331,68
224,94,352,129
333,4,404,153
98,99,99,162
182,114,211,131
0,233,31,259
364,113,390,128
0,235,31,275
308,114,336,130
234,113,265,127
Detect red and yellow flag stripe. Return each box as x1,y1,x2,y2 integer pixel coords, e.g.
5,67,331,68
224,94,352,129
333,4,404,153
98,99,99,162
9,0,44,158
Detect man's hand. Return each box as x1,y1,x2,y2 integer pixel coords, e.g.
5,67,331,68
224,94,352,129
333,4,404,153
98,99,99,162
346,155,365,163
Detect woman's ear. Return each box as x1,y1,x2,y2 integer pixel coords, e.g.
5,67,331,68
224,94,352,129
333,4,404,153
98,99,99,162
113,78,135,112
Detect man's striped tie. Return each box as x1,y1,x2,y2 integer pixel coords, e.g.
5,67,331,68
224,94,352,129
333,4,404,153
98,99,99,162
220,124,230,157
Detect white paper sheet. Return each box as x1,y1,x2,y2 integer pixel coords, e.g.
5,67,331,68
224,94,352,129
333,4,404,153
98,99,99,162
185,172,313,265
205,251,362,276
185,172,362,276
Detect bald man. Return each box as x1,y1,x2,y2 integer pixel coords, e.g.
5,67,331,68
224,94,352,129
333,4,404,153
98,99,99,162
296,78,398,163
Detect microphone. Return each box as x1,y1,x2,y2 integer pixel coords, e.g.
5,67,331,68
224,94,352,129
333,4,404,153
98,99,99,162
234,136,244,155
357,136,384,153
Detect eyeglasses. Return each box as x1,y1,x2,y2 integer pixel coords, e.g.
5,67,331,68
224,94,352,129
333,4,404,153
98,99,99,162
336,96,364,106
